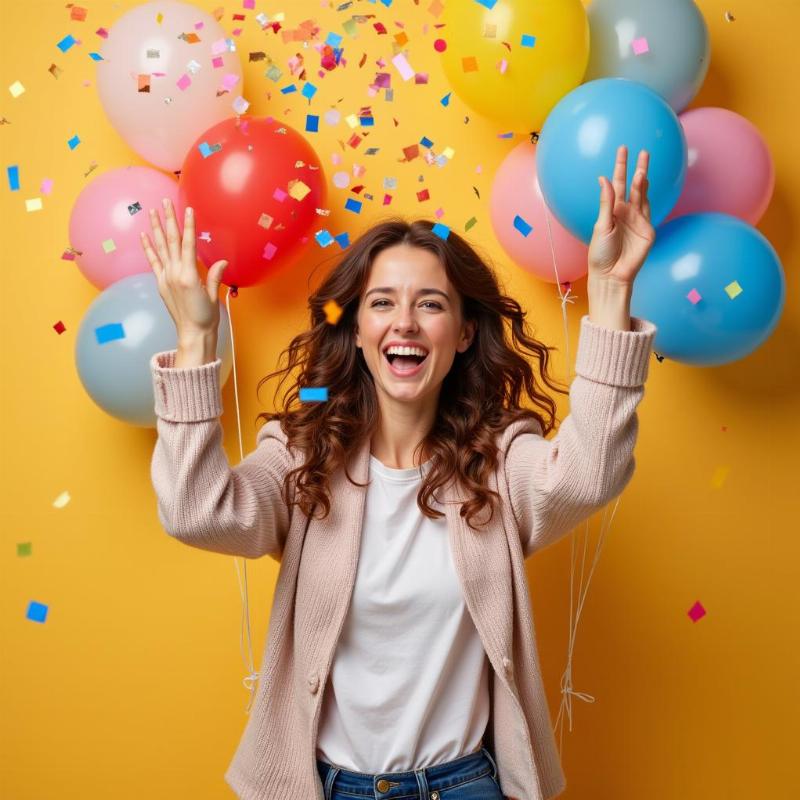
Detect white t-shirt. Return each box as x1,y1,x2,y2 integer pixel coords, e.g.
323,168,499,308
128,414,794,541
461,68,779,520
315,453,490,773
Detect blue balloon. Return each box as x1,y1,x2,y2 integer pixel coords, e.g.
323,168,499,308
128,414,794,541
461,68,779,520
75,272,234,427
630,213,785,366
536,77,687,244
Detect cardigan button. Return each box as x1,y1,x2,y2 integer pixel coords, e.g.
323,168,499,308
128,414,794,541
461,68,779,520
502,656,513,674
308,671,319,693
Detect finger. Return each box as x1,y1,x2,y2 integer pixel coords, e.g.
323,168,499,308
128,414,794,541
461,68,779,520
206,259,229,301
140,231,163,277
642,179,651,220
596,176,615,231
149,207,170,269
612,145,627,202
181,205,196,269
162,198,182,266
630,169,645,211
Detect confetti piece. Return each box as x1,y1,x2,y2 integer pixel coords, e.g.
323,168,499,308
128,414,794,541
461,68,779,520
67,135,80,150
26,198,42,212
57,34,77,52
724,280,743,299
52,490,71,508
497,58,508,74
26,601,48,623
711,465,730,489
465,216,477,232
440,92,451,107
345,198,362,213
198,141,222,158
392,52,415,81
17,542,32,557
302,82,317,100
176,73,192,90
232,96,250,115
432,222,450,240
41,178,54,195
70,5,88,21
417,188,430,202
326,31,343,48
222,73,240,91
521,34,536,48
7,165,19,191
334,232,350,248
687,288,702,304
262,242,278,260
288,179,311,201
476,0,498,8
434,39,447,52
513,215,532,237
462,56,478,73
305,114,319,132
273,187,288,202
9,80,25,98
300,387,328,402
315,229,334,247
94,321,124,343
725,11,736,22
483,23,497,38
258,213,274,229
632,37,649,55
324,299,343,324
687,601,706,622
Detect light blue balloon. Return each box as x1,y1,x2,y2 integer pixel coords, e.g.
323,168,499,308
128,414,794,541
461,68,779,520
536,77,687,245
630,213,785,366
75,272,234,427
584,0,710,114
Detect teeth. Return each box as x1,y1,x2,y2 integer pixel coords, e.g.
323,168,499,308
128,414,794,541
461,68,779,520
385,346,428,357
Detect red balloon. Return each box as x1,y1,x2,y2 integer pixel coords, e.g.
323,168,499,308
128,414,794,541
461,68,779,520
177,116,326,289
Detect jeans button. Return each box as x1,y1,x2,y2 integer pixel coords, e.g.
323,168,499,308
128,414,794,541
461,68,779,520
376,779,390,792
431,793,440,800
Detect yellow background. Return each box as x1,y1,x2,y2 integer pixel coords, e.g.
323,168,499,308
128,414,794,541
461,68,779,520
2,1,798,798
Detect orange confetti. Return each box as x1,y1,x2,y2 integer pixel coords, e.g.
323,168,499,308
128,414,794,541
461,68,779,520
462,56,478,72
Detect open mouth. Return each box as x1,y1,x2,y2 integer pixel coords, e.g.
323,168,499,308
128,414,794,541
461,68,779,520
383,350,429,374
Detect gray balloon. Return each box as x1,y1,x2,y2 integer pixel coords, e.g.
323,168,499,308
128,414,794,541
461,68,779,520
75,272,233,427
583,0,710,113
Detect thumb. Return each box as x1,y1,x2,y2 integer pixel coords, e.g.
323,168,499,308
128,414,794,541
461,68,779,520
596,176,615,232
206,260,229,298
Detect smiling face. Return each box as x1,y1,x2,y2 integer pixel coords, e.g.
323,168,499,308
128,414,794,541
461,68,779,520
355,243,475,411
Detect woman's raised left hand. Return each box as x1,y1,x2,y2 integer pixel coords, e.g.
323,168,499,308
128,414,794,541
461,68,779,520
587,144,657,288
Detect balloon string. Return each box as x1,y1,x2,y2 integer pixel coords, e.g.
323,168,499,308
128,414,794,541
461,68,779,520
540,196,620,752
222,285,260,715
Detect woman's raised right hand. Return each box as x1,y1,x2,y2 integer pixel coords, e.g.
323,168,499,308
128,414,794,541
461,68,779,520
140,198,229,341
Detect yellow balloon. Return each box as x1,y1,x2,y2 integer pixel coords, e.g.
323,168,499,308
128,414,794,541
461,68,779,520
440,0,590,132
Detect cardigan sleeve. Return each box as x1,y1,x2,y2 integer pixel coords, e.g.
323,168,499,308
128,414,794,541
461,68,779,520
504,314,657,559
148,349,292,562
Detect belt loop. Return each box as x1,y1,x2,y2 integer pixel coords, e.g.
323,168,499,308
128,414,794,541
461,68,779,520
323,765,340,800
482,745,499,781
414,766,430,799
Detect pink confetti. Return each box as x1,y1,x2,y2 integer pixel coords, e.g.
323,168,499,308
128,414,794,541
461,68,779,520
688,601,706,622
244,0,255,9
176,74,191,91
40,178,54,195
212,56,224,68
222,73,240,90
273,187,288,202
211,38,228,56
392,52,415,81
263,242,277,260
687,288,702,304
632,37,650,55
497,58,508,74
435,208,445,218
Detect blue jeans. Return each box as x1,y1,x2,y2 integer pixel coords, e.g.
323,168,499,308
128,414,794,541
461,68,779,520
316,745,504,799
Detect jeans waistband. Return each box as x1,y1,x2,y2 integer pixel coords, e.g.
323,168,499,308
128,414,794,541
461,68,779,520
316,745,499,799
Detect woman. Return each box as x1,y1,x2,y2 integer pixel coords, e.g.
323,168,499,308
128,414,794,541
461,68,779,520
144,145,657,800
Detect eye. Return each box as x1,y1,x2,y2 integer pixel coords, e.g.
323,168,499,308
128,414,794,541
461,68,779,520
370,300,443,309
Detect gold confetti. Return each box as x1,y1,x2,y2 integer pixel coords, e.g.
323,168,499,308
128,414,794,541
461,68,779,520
324,299,343,324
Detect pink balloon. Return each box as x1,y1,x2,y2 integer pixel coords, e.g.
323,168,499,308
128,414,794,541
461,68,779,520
96,1,244,171
490,142,589,284
69,166,179,290
666,107,775,225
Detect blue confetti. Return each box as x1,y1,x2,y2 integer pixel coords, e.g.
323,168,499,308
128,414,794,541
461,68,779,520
521,34,536,48
305,114,319,132
26,600,48,623
299,387,328,402
359,116,375,126
432,223,450,240
280,84,297,94
475,0,498,9
7,165,20,191
420,136,434,148
198,141,221,158
67,135,80,150
334,232,350,249
440,92,451,107
316,229,334,247
345,198,362,214
95,322,125,345
513,215,533,237
57,34,76,52
326,32,343,48
88,52,104,61
302,82,317,100
497,132,514,139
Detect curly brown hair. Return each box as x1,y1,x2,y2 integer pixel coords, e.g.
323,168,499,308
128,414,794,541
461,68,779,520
255,217,569,531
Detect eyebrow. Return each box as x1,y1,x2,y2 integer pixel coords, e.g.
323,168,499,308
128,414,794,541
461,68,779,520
365,287,450,301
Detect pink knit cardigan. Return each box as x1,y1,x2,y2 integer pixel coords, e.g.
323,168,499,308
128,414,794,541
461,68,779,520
149,313,657,800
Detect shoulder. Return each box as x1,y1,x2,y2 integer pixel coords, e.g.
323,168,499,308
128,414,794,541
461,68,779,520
498,417,544,452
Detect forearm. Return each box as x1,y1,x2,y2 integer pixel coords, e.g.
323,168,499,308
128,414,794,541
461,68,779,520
587,277,632,331
175,332,218,367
